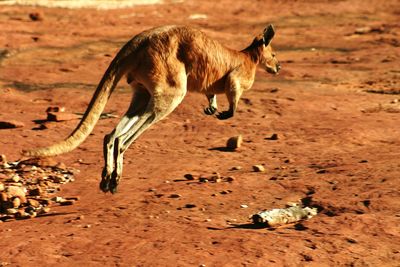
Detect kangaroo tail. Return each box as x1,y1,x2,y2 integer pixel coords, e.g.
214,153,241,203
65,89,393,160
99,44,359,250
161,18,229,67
23,52,129,157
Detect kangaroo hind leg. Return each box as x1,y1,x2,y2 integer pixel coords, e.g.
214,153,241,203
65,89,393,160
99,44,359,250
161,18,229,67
100,85,150,193
104,83,187,193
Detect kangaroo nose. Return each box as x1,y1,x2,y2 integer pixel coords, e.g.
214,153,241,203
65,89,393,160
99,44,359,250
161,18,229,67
277,63,281,72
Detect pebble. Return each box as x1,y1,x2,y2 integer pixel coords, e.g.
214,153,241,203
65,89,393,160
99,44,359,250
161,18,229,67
0,156,77,221
199,177,209,183
240,204,249,209
169,194,181,198
27,199,40,208
252,165,265,172
185,204,197,209
226,135,243,150
226,176,235,182
265,133,278,140
6,186,26,203
11,175,20,183
12,197,21,208
184,174,195,180
230,166,242,171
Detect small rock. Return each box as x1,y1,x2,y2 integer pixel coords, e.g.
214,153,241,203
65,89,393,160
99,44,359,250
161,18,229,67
226,176,235,182
240,204,248,209
230,166,242,171
169,194,181,198
84,224,91,228
0,154,7,165
15,210,30,219
28,199,40,208
226,135,243,150
252,165,265,172
0,120,24,129
12,197,21,208
265,133,278,140
29,12,43,21
354,27,371,34
199,177,209,183
11,175,20,183
29,187,43,197
184,174,195,180
39,207,51,214
184,204,197,209
210,172,221,183
6,208,18,215
0,192,8,202
46,106,65,113
6,186,26,203
52,196,64,203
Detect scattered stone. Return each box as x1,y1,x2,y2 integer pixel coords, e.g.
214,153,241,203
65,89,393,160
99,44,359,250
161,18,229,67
240,204,248,209
169,194,181,199
252,165,265,172
199,177,209,183
209,172,222,183
184,173,195,180
0,120,24,129
226,135,243,150
230,166,242,171
46,106,65,113
6,186,26,203
11,175,20,183
29,187,42,196
12,197,21,208
27,199,40,208
354,26,385,34
184,204,197,209
0,155,8,167
6,208,18,215
0,156,78,221
265,133,278,140
226,176,235,182
29,12,43,21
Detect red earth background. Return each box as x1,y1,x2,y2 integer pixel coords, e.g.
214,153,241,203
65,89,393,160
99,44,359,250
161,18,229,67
0,0,400,266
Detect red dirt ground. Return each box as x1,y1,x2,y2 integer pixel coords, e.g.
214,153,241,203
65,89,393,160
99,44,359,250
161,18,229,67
0,0,400,266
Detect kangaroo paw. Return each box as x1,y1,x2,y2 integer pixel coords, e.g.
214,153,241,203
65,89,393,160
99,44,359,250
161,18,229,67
216,110,233,120
108,170,120,194
204,106,217,115
99,168,111,193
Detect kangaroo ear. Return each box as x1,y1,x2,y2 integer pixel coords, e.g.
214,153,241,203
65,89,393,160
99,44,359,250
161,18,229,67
263,24,275,46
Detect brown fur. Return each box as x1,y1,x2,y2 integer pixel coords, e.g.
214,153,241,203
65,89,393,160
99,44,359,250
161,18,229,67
24,25,280,193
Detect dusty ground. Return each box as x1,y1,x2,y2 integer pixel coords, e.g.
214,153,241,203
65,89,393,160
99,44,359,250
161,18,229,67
1,0,400,266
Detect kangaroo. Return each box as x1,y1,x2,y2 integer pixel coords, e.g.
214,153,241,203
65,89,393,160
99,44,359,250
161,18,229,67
24,24,280,193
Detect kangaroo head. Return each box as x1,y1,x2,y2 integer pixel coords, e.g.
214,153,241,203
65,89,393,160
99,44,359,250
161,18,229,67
258,24,280,74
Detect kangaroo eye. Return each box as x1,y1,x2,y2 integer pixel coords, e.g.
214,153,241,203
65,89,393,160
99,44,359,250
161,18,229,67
272,53,276,57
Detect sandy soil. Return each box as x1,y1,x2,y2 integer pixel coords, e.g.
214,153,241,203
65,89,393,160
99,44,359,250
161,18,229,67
0,0,400,266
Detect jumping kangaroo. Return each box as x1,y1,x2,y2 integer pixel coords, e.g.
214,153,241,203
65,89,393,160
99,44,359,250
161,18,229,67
24,24,280,193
